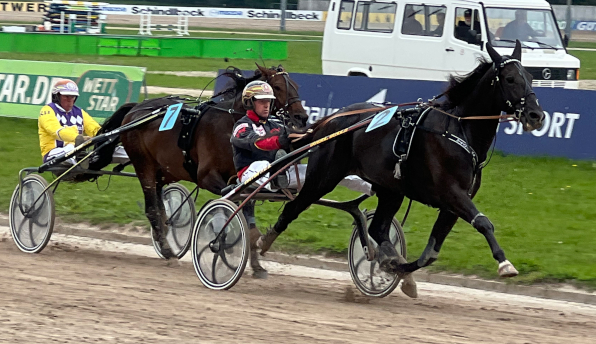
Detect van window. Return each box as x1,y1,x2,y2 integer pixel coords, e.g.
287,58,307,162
337,1,355,30
454,8,482,45
402,4,424,35
428,6,447,37
354,1,397,33
402,4,446,36
485,8,564,49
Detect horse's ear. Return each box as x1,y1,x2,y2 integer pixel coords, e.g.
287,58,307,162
486,41,501,63
512,39,522,61
255,63,269,75
277,64,285,72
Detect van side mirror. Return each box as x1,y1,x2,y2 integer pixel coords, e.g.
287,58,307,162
564,34,569,47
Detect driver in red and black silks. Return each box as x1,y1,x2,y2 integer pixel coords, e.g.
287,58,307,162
231,80,292,191
38,79,100,164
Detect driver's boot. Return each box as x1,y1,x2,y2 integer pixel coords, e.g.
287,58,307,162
249,225,268,279
257,227,280,255
272,150,289,189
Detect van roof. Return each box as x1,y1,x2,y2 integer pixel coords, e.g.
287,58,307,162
461,0,553,10
357,0,553,10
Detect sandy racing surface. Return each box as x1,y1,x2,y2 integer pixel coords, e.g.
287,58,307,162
1,228,595,343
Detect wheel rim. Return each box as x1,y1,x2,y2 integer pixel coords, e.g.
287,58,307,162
192,200,248,290
349,212,405,297
9,175,55,253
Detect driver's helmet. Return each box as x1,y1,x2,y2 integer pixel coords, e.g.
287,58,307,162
51,79,79,104
241,80,275,110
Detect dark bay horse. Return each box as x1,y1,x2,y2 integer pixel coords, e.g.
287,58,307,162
259,41,545,289
94,65,307,261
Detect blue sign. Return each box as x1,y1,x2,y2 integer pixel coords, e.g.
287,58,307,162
158,103,183,132
365,106,398,132
215,71,595,160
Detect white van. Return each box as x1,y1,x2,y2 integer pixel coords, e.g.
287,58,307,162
322,0,580,88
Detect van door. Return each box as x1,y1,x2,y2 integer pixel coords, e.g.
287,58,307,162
393,4,448,81
443,3,487,77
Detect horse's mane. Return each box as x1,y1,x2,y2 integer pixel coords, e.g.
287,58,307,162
211,66,263,101
441,57,494,109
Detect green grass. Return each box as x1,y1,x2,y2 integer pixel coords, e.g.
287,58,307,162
1,116,596,289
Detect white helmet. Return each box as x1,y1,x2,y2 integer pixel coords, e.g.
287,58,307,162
52,79,79,96
241,80,275,110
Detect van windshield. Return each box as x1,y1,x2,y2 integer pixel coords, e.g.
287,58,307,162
485,8,564,49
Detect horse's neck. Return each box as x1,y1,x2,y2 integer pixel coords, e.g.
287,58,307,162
457,85,501,159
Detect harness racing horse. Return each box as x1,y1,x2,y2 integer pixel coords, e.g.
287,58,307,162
258,41,545,292
93,65,307,266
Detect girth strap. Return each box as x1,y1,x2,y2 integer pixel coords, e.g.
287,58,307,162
176,103,211,182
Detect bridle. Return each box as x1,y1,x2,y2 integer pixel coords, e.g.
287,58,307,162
423,57,534,124
491,57,535,122
267,70,303,129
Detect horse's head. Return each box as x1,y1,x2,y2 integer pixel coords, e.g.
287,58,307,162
256,64,308,129
486,40,544,131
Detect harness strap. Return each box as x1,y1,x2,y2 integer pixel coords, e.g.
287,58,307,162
177,105,209,182
288,105,395,142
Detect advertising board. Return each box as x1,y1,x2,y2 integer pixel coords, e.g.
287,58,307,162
97,5,323,20
0,60,145,120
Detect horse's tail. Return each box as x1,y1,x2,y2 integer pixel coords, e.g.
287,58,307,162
89,102,137,171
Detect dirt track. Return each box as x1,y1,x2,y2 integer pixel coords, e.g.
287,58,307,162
1,235,595,343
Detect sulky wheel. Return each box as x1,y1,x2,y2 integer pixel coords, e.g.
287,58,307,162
9,174,55,253
191,199,249,290
348,210,407,298
152,183,196,259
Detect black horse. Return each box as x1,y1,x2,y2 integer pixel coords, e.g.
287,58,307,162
258,41,545,289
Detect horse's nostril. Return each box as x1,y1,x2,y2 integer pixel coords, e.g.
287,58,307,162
529,112,543,121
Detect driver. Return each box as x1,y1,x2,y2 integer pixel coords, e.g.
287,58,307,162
231,80,291,192
38,79,100,167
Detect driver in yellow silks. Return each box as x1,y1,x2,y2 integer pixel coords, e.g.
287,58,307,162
38,79,100,166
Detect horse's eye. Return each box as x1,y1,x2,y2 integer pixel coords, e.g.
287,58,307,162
506,76,515,83
273,86,281,91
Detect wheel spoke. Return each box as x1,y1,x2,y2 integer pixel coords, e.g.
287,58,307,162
210,251,219,284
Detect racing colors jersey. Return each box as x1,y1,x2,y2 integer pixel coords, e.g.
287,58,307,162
231,110,285,177
38,102,101,159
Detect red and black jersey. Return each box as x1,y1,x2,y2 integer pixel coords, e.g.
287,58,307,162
231,110,284,177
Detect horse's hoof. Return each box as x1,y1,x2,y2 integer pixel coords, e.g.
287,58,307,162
160,247,175,260
498,260,519,278
400,275,418,299
252,268,269,279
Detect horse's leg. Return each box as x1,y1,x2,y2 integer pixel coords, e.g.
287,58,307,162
258,163,348,255
369,190,417,298
368,188,403,245
396,195,517,278
137,167,175,259
196,167,228,196
389,210,458,276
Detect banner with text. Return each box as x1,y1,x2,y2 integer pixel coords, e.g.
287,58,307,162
98,5,323,20
216,71,595,160
0,59,145,120
0,2,48,13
